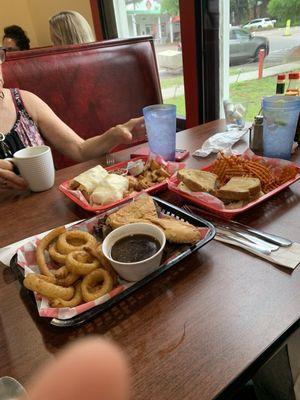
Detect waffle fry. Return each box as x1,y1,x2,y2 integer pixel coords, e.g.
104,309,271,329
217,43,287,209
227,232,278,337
209,154,297,194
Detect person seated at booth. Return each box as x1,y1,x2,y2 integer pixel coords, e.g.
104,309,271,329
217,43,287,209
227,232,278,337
0,47,145,190
2,25,30,51
49,10,95,46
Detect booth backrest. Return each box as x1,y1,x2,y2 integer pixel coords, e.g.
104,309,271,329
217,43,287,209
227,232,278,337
3,37,162,169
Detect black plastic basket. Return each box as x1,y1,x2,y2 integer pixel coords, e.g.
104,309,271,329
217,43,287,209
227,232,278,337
10,196,215,327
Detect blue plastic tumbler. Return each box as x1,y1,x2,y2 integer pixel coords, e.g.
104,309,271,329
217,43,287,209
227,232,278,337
262,95,300,160
143,104,177,161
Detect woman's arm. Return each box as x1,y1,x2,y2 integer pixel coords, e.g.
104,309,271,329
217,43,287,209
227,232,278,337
21,91,145,162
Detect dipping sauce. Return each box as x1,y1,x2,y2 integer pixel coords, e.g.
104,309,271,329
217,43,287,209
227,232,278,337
111,234,161,263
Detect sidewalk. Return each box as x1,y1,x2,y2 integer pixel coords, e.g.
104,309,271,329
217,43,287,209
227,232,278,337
162,60,300,99
230,61,300,83
162,84,184,100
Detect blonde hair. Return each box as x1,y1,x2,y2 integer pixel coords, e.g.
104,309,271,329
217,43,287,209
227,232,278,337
49,10,95,45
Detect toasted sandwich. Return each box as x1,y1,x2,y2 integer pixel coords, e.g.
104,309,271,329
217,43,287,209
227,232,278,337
217,177,261,201
177,169,218,193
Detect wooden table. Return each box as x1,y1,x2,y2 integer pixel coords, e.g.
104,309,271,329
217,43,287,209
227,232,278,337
1,120,300,400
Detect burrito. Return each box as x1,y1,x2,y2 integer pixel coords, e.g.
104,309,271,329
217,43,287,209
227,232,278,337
69,165,108,194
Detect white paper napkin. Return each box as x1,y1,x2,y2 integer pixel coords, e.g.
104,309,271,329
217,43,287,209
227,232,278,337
0,220,84,267
214,235,300,270
193,128,248,157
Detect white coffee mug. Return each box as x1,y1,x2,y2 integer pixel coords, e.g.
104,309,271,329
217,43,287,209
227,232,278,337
6,146,55,192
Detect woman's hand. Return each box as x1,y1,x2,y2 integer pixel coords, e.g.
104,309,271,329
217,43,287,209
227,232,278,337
65,117,146,161
0,160,28,189
113,117,146,145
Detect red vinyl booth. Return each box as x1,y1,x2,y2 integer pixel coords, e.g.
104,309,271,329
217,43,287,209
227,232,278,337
3,37,162,169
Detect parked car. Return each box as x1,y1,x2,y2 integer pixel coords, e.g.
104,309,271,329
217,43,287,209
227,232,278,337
243,18,275,30
230,27,269,65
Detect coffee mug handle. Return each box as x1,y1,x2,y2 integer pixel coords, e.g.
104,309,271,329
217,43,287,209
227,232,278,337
4,157,15,164
4,158,20,175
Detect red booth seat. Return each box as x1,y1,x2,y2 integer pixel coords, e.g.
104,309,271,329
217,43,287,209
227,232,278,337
3,37,162,169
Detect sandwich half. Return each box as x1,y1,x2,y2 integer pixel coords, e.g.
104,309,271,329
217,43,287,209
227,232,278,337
177,169,218,193
217,177,261,201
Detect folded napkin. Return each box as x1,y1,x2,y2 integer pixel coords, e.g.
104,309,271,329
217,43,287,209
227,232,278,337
214,235,300,270
0,220,83,267
193,128,248,157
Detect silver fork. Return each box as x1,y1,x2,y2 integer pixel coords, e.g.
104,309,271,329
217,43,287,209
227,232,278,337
182,205,272,255
183,205,292,247
106,153,116,167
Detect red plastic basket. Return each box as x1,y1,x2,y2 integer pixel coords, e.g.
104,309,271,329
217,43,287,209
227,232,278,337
59,157,180,213
168,158,300,219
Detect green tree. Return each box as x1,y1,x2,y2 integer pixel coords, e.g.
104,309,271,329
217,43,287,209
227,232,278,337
161,0,179,16
230,0,253,25
248,0,258,17
268,0,300,21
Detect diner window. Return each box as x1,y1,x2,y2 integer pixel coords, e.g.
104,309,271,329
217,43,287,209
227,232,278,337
97,0,300,127
110,0,185,118
227,1,300,124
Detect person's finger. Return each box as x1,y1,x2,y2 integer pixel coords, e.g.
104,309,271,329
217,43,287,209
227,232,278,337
124,119,146,143
134,125,146,136
123,117,144,131
26,338,130,400
0,169,28,189
0,159,14,171
114,125,133,143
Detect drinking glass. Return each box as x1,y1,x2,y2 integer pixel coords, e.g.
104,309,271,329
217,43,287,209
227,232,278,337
262,95,300,160
0,376,28,400
223,100,247,131
143,104,177,161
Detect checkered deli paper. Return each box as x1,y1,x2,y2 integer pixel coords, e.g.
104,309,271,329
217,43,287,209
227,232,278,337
16,215,137,320
16,197,207,321
168,149,300,212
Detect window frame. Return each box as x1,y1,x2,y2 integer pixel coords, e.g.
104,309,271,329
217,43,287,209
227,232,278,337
89,0,221,128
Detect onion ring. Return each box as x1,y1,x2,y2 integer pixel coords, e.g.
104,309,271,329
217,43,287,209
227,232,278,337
34,274,57,284
53,266,68,279
66,251,100,275
48,243,66,265
24,273,74,300
36,226,66,276
50,283,82,308
56,230,97,255
81,269,113,302
84,244,118,286
36,264,79,288
56,271,80,287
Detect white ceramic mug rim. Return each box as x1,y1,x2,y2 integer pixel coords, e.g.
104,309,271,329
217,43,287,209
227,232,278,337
103,223,166,266
13,145,50,159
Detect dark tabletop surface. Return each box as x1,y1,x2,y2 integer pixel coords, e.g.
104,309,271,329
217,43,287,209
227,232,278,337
1,120,300,400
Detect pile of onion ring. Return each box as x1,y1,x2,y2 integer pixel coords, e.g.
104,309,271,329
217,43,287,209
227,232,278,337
24,226,116,308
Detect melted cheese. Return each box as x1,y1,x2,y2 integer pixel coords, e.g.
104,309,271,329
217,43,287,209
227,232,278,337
90,174,129,205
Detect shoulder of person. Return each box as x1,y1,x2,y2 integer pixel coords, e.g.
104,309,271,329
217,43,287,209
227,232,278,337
19,89,42,105
19,90,48,120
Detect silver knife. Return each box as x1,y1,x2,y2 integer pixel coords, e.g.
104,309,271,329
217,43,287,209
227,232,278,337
185,206,292,247
216,232,272,255
218,227,279,251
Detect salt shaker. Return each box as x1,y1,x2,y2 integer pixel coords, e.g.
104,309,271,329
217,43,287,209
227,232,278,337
249,115,263,154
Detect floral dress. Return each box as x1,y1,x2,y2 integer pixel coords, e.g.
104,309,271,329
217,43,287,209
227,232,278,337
0,88,44,158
